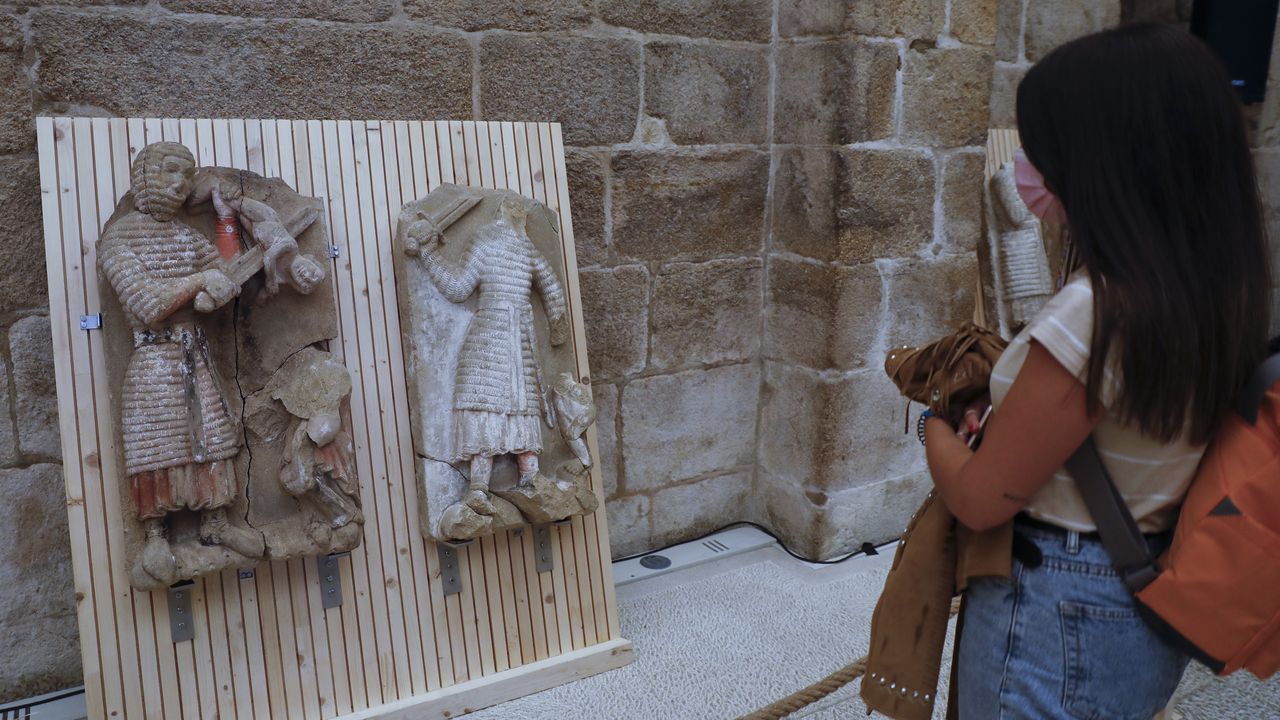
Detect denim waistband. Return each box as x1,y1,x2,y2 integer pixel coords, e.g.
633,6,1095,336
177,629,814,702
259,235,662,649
1012,514,1173,567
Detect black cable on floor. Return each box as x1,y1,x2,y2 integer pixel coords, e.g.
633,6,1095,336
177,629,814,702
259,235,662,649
611,520,892,566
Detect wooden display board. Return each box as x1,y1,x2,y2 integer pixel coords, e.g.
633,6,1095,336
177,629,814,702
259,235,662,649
36,116,631,720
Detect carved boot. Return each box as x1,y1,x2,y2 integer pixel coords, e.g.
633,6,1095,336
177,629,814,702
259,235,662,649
200,508,266,559
464,482,497,516
518,468,544,487
139,518,178,587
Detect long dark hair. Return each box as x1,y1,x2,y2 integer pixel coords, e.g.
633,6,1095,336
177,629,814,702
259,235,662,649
1017,23,1271,444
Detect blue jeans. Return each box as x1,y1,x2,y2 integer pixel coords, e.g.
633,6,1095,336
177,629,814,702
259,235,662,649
957,519,1189,719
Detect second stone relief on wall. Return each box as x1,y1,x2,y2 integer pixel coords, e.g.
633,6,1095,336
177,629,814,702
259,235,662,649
396,184,600,543
97,141,363,590
981,154,1057,338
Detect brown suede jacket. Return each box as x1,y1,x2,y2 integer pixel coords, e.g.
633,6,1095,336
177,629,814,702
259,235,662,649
860,492,1012,720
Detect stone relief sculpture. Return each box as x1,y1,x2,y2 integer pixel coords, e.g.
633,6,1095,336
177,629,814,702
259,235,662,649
396,185,599,542
97,141,362,589
273,349,363,552
982,161,1055,336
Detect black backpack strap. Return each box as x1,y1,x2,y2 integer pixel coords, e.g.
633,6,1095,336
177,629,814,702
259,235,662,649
1240,353,1280,425
1063,437,1160,593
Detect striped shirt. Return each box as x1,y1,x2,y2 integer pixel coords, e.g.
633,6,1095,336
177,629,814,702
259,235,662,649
988,271,1206,532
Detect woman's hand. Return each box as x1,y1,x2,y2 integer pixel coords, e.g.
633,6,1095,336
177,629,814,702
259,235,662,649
925,342,1099,532
956,395,992,445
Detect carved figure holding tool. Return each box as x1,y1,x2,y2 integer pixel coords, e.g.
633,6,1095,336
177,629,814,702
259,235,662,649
98,142,265,587
406,196,569,516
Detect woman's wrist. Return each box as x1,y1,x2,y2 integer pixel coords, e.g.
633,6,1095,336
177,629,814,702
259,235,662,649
917,409,938,445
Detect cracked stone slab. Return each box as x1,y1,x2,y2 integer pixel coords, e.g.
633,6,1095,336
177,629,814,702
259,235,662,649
96,150,361,589
395,184,602,542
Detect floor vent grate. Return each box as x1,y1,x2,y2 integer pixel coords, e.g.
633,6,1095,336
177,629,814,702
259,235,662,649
0,686,86,720
614,526,777,586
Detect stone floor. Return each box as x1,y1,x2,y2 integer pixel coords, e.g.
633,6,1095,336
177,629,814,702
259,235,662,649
8,532,1277,719
468,533,1280,720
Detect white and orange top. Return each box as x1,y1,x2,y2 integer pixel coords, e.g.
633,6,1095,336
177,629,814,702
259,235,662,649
989,271,1207,532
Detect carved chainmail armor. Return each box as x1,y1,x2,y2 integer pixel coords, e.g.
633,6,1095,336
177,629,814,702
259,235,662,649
99,212,240,475
418,220,568,417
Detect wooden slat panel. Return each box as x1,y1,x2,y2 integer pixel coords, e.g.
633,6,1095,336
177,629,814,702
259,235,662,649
362,120,426,697
331,119,397,706
547,123,621,641
317,119,381,712
40,117,623,720
37,116,109,720
387,120,444,694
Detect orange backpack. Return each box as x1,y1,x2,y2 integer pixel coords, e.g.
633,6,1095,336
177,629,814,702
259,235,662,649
1067,355,1280,679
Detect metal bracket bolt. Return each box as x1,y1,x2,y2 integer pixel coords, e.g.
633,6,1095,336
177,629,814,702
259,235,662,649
317,553,349,609
534,524,554,574
438,542,464,596
168,581,195,643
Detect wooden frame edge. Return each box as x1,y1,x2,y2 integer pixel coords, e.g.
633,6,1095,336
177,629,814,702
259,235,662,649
334,638,634,720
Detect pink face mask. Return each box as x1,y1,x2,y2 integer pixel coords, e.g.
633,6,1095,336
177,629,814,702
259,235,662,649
1014,149,1068,224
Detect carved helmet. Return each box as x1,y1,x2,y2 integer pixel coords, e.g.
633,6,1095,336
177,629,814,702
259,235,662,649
130,142,195,220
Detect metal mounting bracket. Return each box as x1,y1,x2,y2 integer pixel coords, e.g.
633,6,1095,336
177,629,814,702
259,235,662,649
79,313,102,331
168,581,195,643
534,524,554,574
437,542,464,596
317,553,349,609
327,243,341,259
237,568,255,580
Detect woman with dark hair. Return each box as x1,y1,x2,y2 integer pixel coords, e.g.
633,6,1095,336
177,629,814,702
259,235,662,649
922,23,1272,719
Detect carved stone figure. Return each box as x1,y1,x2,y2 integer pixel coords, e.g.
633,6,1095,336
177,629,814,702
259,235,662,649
410,195,569,512
552,373,596,470
984,162,1055,336
274,349,363,553
396,185,600,542
98,141,362,589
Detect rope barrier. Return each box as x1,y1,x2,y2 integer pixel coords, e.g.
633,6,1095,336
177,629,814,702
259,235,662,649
737,598,962,720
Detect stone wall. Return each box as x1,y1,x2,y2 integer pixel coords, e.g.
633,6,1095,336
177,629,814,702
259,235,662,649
750,2,994,560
